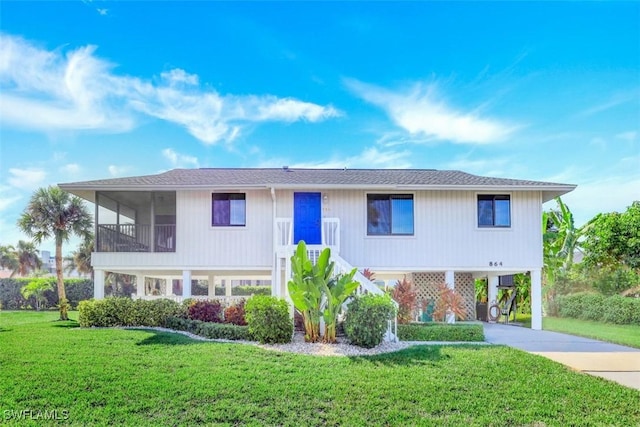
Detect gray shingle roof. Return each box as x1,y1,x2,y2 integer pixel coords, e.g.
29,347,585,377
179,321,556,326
59,168,575,189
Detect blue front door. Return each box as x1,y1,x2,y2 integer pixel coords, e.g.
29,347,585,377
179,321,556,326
293,192,322,244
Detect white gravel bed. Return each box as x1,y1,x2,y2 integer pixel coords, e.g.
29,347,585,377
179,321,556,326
125,327,488,357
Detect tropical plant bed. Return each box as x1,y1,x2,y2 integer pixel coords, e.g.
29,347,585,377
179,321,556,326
1,311,639,426
398,322,485,342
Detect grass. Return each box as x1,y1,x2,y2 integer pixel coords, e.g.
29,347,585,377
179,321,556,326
1,311,639,426
542,316,640,349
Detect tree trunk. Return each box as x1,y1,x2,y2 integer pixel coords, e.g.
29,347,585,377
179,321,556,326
55,240,68,320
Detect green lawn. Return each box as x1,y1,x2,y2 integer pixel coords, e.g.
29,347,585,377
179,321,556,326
1,311,639,426
543,316,640,349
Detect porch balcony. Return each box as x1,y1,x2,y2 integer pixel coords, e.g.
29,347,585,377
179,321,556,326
95,190,176,253
97,224,176,253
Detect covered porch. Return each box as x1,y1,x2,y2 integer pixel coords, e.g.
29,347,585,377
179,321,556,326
93,268,272,306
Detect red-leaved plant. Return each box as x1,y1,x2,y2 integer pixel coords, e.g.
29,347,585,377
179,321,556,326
361,268,376,281
392,276,417,324
433,283,467,322
188,300,223,323
223,300,247,326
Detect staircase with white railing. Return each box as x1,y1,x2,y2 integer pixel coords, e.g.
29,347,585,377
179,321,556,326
274,216,398,342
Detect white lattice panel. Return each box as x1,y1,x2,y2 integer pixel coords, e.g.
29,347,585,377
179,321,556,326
410,272,475,321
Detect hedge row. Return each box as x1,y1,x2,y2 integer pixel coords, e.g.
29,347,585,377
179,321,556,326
557,293,640,325
0,278,93,310
164,317,250,340
78,298,186,327
78,296,292,344
397,323,485,342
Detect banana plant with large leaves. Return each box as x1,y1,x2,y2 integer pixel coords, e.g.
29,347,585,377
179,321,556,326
287,241,324,342
321,268,359,343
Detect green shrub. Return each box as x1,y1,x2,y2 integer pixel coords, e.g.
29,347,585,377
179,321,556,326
344,294,395,348
164,317,250,340
188,300,223,323
397,323,485,342
558,293,589,319
78,298,182,327
214,286,271,296
245,295,292,344
602,295,635,325
580,294,606,321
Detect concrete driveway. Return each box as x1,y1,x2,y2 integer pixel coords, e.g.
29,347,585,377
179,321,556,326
483,323,640,390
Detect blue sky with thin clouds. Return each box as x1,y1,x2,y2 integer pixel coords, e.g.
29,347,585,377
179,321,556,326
0,1,638,253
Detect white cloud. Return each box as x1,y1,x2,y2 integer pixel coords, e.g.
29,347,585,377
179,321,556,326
160,68,199,86
577,92,638,118
616,131,637,142
7,168,46,190
60,163,81,175
108,165,130,177
262,146,412,169
345,79,516,144
0,33,340,144
0,185,21,212
97,8,108,16
553,176,640,227
162,148,199,168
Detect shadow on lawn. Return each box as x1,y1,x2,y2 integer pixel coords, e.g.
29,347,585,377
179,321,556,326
347,345,448,366
134,329,204,346
349,344,486,366
52,320,79,328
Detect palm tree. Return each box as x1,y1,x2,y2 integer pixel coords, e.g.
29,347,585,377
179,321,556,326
0,244,19,275
14,240,42,277
65,238,94,278
18,186,93,320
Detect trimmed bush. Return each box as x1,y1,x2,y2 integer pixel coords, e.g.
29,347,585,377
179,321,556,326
164,317,250,340
245,295,292,344
224,299,247,325
78,298,182,327
344,294,395,348
579,294,606,321
556,292,640,325
397,323,485,342
602,295,635,325
188,300,223,323
214,286,271,296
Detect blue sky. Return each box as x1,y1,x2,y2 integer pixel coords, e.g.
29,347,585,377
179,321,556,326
1,1,639,254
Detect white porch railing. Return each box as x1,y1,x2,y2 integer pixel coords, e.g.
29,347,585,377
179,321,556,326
137,295,248,307
275,217,340,254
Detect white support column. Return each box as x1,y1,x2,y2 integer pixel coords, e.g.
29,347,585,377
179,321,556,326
445,270,455,323
208,274,215,298
94,269,105,299
165,277,172,296
488,274,499,305
225,277,232,297
272,257,281,297
531,269,542,330
183,270,192,298
445,270,455,289
136,273,145,298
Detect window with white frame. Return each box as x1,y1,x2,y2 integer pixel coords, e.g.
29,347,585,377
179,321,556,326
212,193,246,226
